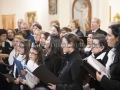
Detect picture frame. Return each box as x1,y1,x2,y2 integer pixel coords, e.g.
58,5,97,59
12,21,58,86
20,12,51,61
26,11,37,29
49,0,57,15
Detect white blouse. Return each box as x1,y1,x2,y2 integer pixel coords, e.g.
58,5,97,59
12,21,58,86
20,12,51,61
22,60,39,89
8,49,15,65
106,48,116,78
6,39,13,47
26,60,38,72
13,54,26,78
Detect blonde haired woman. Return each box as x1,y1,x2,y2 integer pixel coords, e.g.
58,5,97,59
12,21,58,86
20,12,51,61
70,19,84,38
8,35,24,65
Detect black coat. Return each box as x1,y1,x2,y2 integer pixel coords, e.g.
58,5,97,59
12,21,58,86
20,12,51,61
0,42,10,81
43,55,62,77
15,28,19,33
76,29,84,38
56,50,84,90
100,53,120,90
86,28,107,36
89,51,109,90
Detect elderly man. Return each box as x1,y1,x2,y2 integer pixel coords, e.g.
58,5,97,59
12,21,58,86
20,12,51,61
15,19,24,32
86,18,107,36
19,22,31,39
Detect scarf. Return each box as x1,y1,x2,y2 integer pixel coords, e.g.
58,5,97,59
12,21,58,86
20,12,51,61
106,48,116,78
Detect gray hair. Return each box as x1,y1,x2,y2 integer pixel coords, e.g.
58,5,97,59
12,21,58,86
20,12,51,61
93,18,101,25
21,22,28,27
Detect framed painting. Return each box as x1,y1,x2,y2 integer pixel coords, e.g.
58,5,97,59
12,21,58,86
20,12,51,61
26,11,37,29
49,0,57,14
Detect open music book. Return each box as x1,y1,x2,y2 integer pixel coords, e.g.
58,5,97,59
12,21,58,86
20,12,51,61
24,65,61,85
12,57,61,85
33,65,61,85
82,55,109,78
0,72,15,83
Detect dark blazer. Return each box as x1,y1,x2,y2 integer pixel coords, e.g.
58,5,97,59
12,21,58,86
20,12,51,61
100,53,120,90
76,29,84,38
86,28,107,36
89,51,109,90
15,28,19,33
56,50,84,90
43,55,62,77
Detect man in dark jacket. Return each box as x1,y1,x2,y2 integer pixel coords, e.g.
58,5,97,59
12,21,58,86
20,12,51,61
15,19,24,32
86,18,107,36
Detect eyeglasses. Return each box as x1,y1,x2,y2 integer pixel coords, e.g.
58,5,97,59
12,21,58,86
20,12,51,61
34,33,41,36
60,32,67,34
29,51,38,55
61,42,68,47
21,27,27,30
13,40,20,43
92,43,100,47
18,45,24,48
1,34,7,37
8,32,13,34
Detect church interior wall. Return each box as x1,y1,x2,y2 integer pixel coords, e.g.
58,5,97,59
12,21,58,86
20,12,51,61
0,0,119,33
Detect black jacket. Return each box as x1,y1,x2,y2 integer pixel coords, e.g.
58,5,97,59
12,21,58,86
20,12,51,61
43,55,62,77
56,50,84,90
76,29,84,38
89,51,109,90
86,28,107,36
100,53,120,90
0,42,10,80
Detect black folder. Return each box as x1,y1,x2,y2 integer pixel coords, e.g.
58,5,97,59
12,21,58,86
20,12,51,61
81,55,107,79
81,60,97,78
0,72,15,83
33,65,61,85
3,74,16,83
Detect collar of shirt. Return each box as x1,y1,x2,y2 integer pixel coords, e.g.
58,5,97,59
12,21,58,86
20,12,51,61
92,29,97,32
72,29,78,33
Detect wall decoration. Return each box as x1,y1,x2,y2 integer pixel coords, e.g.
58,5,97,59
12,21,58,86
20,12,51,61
72,0,92,34
113,13,120,23
49,0,57,14
26,11,37,29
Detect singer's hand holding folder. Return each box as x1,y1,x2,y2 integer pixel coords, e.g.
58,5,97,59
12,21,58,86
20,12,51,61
81,55,108,78
13,57,26,80
33,65,61,85
0,72,15,83
23,65,38,84
2,61,14,70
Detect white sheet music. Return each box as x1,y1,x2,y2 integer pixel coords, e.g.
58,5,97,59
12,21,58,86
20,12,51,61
87,55,109,78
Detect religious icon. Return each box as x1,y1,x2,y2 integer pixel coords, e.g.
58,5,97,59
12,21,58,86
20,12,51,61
26,11,37,29
49,0,57,14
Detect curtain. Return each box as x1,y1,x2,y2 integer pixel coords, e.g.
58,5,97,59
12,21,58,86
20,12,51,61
1,14,16,29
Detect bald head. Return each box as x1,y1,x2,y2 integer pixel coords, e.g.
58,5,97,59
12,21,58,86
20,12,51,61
18,19,24,29
108,21,118,27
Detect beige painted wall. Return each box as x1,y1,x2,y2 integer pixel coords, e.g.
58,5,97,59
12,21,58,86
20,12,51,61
1,0,50,31
0,0,2,28
0,0,111,32
109,0,120,21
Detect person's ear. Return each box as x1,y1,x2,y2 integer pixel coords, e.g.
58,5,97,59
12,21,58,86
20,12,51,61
68,43,73,48
116,37,119,42
67,44,71,48
100,46,104,51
